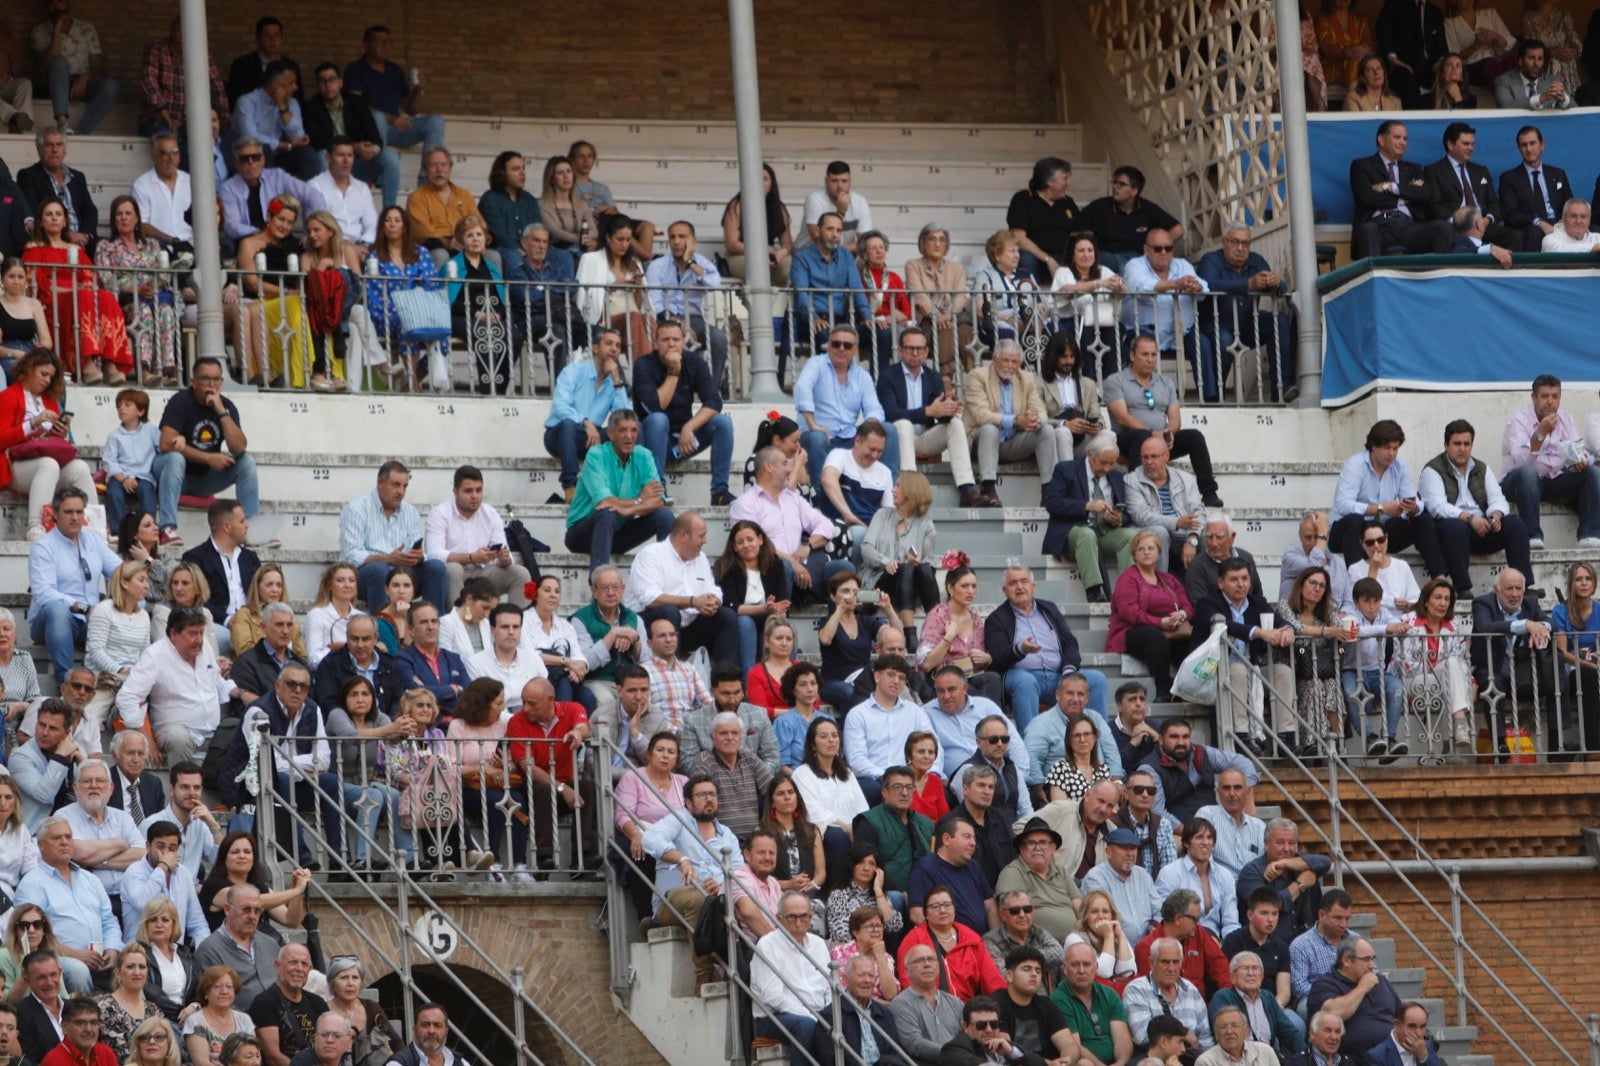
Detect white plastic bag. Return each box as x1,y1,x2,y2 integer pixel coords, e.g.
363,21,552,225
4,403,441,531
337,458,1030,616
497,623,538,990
1172,627,1226,705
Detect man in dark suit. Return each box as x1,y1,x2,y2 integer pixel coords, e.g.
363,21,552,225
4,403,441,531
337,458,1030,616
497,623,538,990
1425,122,1519,249
16,951,69,1063
1375,0,1447,109
182,500,261,630
1285,1010,1364,1066
1366,1003,1444,1066
983,566,1108,728
1041,437,1132,603
1449,207,1515,267
1499,124,1572,252
1349,121,1451,261
876,326,987,508
936,995,1048,1066
312,614,402,717
821,955,913,1065
0,173,27,258
108,729,166,823
1469,568,1558,751
1492,38,1573,111
1192,558,1297,754
15,126,97,252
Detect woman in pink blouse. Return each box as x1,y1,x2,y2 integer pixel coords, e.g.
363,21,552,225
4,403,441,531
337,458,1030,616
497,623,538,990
916,565,1003,705
613,731,686,920
1107,530,1194,702
445,678,529,879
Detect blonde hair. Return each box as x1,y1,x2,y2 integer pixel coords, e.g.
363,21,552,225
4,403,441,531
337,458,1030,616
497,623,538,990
111,560,151,614
267,193,301,221
126,1016,180,1066
897,471,933,518
245,562,289,615
112,941,150,990
136,897,181,944
168,561,212,610
313,563,360,608
305,210,346,264
985,229,1019,264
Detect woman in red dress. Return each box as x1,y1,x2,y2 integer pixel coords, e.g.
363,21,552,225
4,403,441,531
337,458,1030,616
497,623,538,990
23,198,132,384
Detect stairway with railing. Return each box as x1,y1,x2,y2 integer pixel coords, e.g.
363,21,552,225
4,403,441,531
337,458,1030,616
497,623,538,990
1210,619,1600,1066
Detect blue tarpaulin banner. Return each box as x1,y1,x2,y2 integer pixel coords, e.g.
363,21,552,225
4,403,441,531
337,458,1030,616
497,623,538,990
1320,261,1600,406
1309,110,1600,227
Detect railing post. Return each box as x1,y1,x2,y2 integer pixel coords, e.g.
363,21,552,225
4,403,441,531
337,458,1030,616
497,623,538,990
512,965,528,1066
1588,1012,1599,1066
1450,865,1467,1028
721,846,739,1063
594,740,633,1005
254,722,278,864
397,839,414,1033
830,959,846,1066
1327,744,1343,890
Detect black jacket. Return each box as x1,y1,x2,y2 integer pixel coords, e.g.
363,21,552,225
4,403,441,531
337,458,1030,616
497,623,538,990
15,163,97,237
110,770,167,821
1375,0,1447,73
1042,457,1126,559
983,597,1084,676
1498,162,1572,229
826,998,912,1066
1192,590,1288,667
140,940,198,1022
1349,153,1437,228
16,994,61,1063
1422,157,1501,222
877,364,952,430
716,560,787,616
938,1032,1047,1066
313,649,402,717
181,539,262,625
303,90,384,152
232,640,311,708
1468,589,1553,692
0,186,27,259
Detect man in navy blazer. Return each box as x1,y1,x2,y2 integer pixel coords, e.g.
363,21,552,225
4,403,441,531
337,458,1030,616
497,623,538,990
1498,124,1571,251
182,500,261,630
983,565,1108,728
1349,121,1451,260
1041,436,1133,603
874,326,989,508
16,127,99,251
1424,122,1520,248
1448,207,1514,267
1365,1003,1443,1066
1191,558,1297,752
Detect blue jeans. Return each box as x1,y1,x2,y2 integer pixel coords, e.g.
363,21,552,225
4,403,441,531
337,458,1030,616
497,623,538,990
735,615,759,673
155,451,260,530
1342,668,1404,740
1169,330,1226,405
375,111,447,183
464,785,530,865
352,147,403,208
1501,463,1600,541
1004,667,1109,732
640,411,735,497
274,769,344,863
105,476,158,532
357,559,447,614
342,781,413,863
543,422,605,489
1209,314,1294,400
798,430,900,498
564,506,674,575
46,56,119,134
755,1013,820,1066
780,556,855,605
29,602,86,683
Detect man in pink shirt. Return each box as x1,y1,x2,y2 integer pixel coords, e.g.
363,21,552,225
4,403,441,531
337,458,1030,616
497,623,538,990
1500,373,1600,550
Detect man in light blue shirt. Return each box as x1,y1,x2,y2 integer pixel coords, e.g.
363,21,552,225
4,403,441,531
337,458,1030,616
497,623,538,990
56,762,142,915
641,774,744,986
1192,768,1265,878
794,324,898,487
1121,232,1221,402
842,654,936,806
1021,672,1122,788
119,820,209,946
788,211,873,386
543,330,628,502
26,486,120,684
645,221,730,387
15,817,124,984
219,136,323,242
233,60,320,181
1327,418,1448,581
338,460,447,611
924,666,1030,782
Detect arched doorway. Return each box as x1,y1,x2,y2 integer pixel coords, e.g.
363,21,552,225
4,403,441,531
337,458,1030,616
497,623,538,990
373,963,568,1066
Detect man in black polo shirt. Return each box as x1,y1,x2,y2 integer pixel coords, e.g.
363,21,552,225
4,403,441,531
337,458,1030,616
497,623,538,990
1080,165,1184,270
154,355,270,548
1006,156,1081,283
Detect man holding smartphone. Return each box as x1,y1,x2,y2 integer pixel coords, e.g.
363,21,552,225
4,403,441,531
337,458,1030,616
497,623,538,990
424,463,532,609
1042,434,1136,603
1329,419,1449,583
339,460,448,610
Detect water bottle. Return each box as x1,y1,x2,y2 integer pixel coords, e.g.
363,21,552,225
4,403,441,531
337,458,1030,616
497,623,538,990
580,218,590,247
254,252,268,273
366,254,379,277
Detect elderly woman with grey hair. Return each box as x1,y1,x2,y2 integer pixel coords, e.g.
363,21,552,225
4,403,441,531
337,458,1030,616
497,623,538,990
322,955,400,1066
0,607,42,724
903,221,974,377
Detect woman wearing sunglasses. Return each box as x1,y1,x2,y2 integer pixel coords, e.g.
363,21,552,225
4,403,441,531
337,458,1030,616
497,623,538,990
1347,524,1420,614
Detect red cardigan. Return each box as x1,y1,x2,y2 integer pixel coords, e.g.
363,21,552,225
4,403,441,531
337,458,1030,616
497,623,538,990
0,382,63,490
1107,566,1194,654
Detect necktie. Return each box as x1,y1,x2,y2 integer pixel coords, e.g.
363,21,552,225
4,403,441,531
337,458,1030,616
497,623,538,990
1532,169,1549,219
1458,165,1476,208
1387,160,1398,189
128,779,144,825
1529,79,1540,104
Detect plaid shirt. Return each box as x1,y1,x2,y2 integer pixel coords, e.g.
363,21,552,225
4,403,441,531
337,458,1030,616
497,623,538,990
646,655,710,732
139,38,229,127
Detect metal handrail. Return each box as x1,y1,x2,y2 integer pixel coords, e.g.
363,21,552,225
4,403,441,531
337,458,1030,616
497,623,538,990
594,734,918,1066
253,726,600,1066
1212,622,1597,1066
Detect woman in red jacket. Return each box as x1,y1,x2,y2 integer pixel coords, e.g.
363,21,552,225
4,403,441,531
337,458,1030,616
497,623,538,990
894,885,1005,1000
0,347,98,540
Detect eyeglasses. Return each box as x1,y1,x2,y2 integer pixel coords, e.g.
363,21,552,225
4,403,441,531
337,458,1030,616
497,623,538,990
980,734,1010,744
1111,180,1135,188
156,148,181,156
280,679,310,692
140,1034,170,1043
780,912,811,922
1146,244,1174,253
1363,535,1388,547
1354,953,1378,962
970,1019,1002,1031
236,152,264,162
1004,905,1034,916
64,680,94,692
829,340,857,349
1222,236,1251,246
1128,784,1157,796
884,782,914,793
900,345,928,354
925,900,955,911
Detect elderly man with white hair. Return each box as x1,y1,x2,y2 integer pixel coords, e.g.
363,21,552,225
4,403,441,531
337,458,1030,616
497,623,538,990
1195,1004,1281,1066
1184,511,1266,609
686,709,775,841
1042,433,1136,602
963,340,1058,505
1286,1011,1364,1066
56,760,143,920
1196,219,1295,404
1208,949,1307,1058
1123,935,1213,1053
1540,198,1600,252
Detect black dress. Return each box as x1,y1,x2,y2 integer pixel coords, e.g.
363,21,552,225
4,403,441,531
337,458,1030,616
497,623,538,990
451,255,511,395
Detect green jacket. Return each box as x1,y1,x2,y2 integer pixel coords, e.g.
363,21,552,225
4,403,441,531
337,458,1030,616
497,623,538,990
853,804,934,891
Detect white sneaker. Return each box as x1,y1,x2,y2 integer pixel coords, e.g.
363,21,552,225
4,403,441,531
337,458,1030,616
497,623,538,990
1453,716,1474,749
511,864,536,883
1529,537,1546,550
486,863,506,883
1579,537,1600,549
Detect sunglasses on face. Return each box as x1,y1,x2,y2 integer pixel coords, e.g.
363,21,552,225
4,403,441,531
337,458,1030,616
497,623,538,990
1364,535,1388,547
1128,785,1157,796
1004,905,1034,916
970,1020,1002,1031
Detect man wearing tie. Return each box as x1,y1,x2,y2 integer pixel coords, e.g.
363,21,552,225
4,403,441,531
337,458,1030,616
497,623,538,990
1348,121,1452,261
1498,124,1572,252
1424,123,1519,250
1492,38,1572,111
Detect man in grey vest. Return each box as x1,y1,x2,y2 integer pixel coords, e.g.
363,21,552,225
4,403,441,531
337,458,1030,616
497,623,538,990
1417,418,1533,598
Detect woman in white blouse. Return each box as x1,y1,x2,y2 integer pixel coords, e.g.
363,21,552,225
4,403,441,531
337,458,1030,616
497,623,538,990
1050,234,1124,379
1348,525,1420,613
304,562,366,667
1063,889,1137,983
789,716,867,880
522,575,593,710
0,778,40,901
438,577,499,661
85,560,153,731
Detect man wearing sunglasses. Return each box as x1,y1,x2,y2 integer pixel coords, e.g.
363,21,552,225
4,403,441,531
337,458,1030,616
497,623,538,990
938,995,1049,1066
997,817,1084,942
218,134,322,242
982,889,1064,981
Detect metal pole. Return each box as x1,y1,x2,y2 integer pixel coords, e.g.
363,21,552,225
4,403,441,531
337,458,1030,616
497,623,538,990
178,0,224,366
1327,744,1343,890
512,965,528,1066
1449,865,1467,1028
1588,1012,1599,1066
1271,0,1323,406
397,845,415,1033
721,846,739,1064
830,960,846,1066
727,0,779,401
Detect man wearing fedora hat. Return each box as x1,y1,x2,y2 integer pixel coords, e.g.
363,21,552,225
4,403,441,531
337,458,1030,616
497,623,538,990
994,816,1081,942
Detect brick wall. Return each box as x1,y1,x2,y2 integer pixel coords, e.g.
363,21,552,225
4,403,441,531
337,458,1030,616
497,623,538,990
1,0,1058,124
1263,764,1600,1062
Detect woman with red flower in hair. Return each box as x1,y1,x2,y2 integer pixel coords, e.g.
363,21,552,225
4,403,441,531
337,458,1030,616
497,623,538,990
236,193,307,387
522,574,595,711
